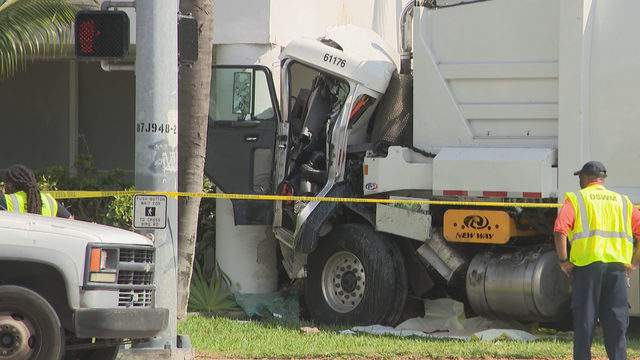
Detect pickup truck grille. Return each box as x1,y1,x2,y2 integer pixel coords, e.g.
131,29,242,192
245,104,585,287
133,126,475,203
117,246,155,308
118,288,153,307
119,247,154,263
118,270,153,285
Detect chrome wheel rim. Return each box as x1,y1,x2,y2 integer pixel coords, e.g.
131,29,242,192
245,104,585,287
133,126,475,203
321,251,366,313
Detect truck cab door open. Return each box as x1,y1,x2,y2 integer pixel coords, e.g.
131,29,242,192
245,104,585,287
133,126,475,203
205,65,280,225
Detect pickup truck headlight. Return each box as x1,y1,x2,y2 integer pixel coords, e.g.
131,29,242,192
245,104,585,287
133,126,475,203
87,247,118,283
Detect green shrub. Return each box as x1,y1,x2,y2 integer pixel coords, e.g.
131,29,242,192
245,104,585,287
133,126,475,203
195,177,216,272
104,189,134,230
36,154,133,229
188,262,238,313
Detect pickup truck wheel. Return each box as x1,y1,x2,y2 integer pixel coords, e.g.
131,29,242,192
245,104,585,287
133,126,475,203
0,285,63,360
305,224,407,325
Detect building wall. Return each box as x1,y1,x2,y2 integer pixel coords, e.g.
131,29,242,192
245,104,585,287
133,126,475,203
212,0,271,44
268,0,376,47
0,61,136,173
212,0,402,50
78,62,135,172
0,0,403,174
0,61,71,170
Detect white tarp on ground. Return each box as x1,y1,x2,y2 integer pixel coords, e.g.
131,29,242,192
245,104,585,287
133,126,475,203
341,298,538,341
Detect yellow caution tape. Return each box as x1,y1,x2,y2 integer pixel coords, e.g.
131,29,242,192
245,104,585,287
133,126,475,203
48,190,564,208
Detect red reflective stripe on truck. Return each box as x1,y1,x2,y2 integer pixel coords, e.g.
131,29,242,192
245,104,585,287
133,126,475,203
482,191,508,198
440,190,543,198
443,190,468,196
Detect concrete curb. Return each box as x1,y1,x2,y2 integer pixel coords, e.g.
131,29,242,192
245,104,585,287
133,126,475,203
117,348,194,360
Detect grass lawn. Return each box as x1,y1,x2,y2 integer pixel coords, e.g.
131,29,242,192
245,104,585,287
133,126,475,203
179,315,640,359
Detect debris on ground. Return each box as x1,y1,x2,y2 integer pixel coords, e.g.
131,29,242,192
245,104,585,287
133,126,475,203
342,298,539,341
234,290,300,325
301,326,321,334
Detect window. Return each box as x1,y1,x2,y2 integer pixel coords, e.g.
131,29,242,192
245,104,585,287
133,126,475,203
209,67,275,122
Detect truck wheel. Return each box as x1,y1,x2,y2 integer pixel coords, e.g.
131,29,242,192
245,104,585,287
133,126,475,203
0,285,63,360
305,224,407,325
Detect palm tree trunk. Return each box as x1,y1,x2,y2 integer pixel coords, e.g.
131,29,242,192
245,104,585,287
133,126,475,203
177,0,213,320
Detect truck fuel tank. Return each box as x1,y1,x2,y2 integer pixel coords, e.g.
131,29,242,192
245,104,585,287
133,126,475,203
466,249,570,322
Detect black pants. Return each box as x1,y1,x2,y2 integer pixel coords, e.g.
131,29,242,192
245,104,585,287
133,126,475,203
572,262,629,360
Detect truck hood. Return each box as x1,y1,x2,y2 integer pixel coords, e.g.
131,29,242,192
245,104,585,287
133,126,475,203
0,212,152,246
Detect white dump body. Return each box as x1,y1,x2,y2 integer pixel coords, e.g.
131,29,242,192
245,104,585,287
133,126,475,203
407,0,640,200
413,0,559,151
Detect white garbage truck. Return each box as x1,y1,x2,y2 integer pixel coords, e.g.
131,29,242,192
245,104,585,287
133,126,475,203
205,0,639,326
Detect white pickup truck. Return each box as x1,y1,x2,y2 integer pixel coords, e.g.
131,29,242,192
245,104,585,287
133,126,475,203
0,212,167,360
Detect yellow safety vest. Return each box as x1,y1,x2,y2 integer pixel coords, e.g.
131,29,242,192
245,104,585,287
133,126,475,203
4,191,58,217
566,184,634,266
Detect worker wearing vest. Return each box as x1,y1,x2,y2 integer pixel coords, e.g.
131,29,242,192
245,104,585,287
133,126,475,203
4,191,58,216
554,161,640,360
0,164,72,218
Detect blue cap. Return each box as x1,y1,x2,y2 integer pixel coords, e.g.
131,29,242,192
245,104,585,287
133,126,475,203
574,161,607,178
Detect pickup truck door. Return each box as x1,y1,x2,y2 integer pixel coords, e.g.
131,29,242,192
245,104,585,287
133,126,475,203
204,65,281,225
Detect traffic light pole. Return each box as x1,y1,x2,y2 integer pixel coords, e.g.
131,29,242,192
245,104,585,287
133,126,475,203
135,0,179,349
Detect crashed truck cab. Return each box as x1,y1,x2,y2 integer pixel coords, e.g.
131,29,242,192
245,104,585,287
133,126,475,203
205,25,396,245
205,18,575,327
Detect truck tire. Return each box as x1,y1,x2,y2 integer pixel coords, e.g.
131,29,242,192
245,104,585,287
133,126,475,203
382,240,409,326
304,224,407,325
0,285,63,360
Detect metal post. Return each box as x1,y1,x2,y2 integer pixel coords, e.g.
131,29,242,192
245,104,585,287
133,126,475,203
135,0,178,349
68,60,78,175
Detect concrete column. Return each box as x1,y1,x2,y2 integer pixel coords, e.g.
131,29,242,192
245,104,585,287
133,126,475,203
213,44,280,295
216,195,277,294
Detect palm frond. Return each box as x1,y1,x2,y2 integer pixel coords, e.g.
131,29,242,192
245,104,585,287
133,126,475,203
0,0,77,79
188,261,240,313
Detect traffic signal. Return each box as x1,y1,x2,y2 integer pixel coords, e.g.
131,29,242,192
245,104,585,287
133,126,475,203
75,11,130,59
178,14,198,65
